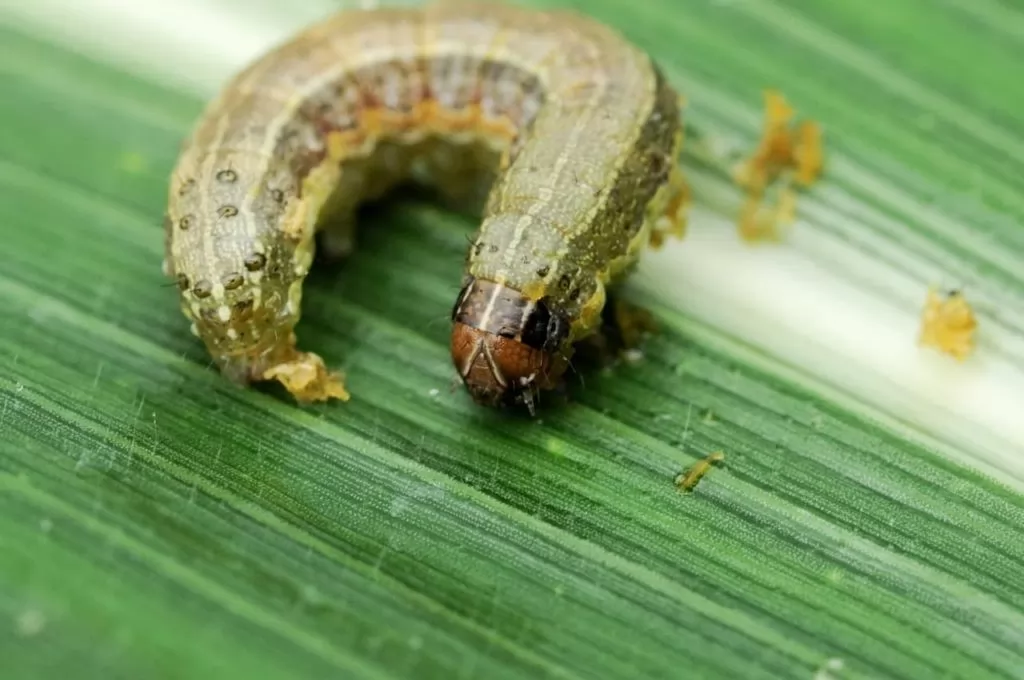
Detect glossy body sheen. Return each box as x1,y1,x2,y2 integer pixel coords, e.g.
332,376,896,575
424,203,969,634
164,0,687,408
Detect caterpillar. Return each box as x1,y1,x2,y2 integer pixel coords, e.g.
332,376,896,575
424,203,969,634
163,0,688,409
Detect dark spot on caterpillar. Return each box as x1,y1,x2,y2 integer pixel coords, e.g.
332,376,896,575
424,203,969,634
536,266,550,278
244,253,267,271
176,273,189,290
558,273,572,290
178,178,195,196
520,299,568,353
223,273,244,290
569,287,581,300
193,280,212,298
488,244,499,254
473,242,483,256
218,205,239,218
234,298,254,319
179,215,193,230
270,189,285,204
216,169,238,183
199,306,222,322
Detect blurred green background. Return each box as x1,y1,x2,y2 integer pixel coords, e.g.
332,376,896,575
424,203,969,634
2,1,1024,678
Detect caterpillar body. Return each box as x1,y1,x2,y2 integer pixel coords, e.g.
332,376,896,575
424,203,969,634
163,0,687,408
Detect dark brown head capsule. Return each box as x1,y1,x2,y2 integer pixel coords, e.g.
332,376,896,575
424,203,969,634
450,276,569,412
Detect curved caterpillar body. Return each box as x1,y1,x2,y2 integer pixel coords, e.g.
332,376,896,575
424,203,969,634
163,0,687,408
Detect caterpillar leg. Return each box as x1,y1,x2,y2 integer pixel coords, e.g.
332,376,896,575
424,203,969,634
649,165,690,249
574,288,658,368
602,291,658,354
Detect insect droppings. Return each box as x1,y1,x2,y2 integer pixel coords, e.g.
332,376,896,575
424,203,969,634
675,451,726,492
731,90,823,242
918,287,977,360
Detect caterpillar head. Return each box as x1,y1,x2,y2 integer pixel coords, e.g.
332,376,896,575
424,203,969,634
450,276,569,413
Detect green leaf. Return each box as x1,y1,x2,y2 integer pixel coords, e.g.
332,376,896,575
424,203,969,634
2,1,1024,679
